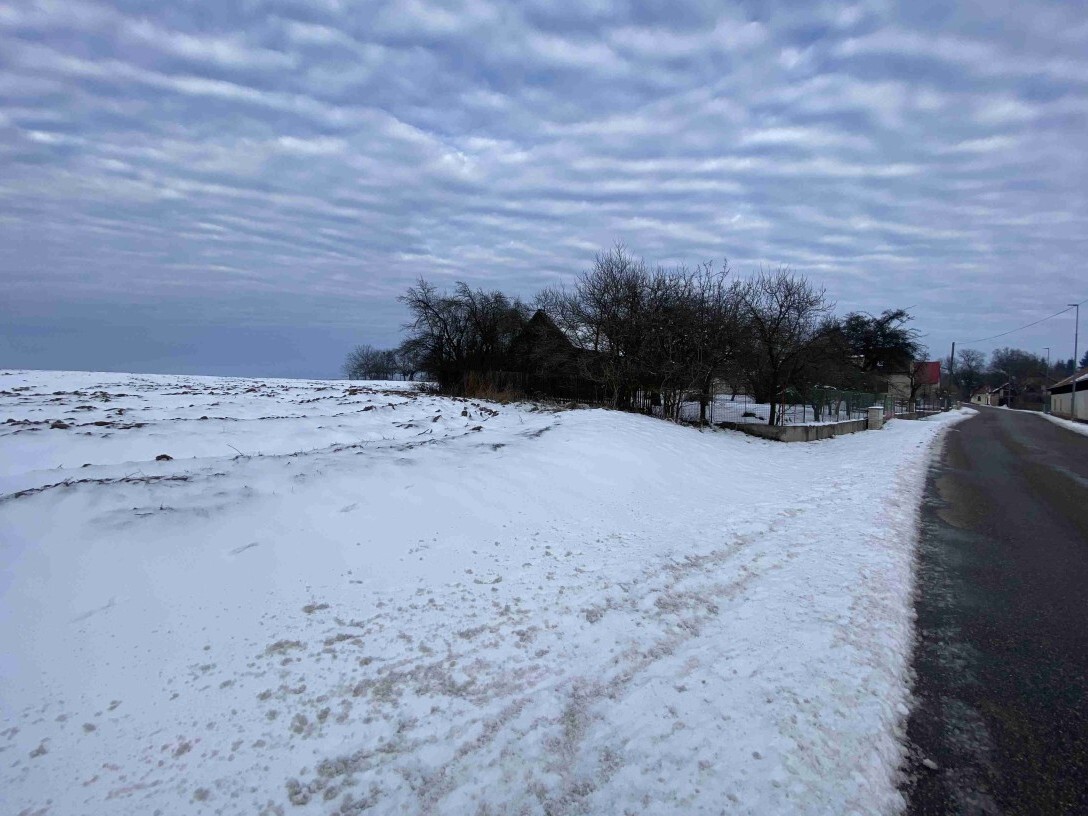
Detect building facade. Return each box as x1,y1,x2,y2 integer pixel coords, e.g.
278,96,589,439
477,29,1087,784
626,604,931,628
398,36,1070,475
1048,368,1088,421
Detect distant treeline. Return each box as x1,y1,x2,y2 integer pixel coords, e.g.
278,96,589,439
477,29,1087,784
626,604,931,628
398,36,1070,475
947,346,1083,400
346,245,925,425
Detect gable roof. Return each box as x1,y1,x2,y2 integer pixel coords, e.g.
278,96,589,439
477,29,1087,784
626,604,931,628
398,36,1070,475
514,310,574,349
1047,366,1088,393
915,360,941,386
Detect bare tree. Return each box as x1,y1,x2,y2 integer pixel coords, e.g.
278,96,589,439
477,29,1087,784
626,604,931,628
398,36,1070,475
905,354,933,404
392,343,421,381
539,247,744,419
399,279,530,393
681,261,743,423
386,245,919,423
735,268,835,425
951,348,986,399
344,345,396,380
540,245,652,409
989,347,1046,385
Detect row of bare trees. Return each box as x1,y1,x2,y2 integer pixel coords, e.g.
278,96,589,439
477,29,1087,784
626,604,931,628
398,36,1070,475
345,245,923,425
342,344,418,381
539,249,742,420
947,346,1079,400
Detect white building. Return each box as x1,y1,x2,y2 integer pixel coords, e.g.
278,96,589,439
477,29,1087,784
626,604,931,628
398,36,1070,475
971,383,1010,407
1047,368,1088,421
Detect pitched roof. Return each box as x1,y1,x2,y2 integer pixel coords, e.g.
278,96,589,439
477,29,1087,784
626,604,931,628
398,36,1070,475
915,360,941,386
1047,366,1088,391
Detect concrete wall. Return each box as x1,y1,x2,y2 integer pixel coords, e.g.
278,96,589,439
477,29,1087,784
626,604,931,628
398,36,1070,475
896,409,943,420
720,417,869,442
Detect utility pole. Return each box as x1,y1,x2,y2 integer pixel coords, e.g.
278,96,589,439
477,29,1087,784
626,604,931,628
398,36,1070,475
1044,346,1052,414
949,340,956,404
1071,304,1081,373
1075,304,1084,421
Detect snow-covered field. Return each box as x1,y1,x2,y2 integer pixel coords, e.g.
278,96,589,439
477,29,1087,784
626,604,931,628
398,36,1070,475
0,370,974,816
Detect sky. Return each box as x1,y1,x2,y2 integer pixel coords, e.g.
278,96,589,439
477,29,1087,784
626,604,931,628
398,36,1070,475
1,0,1086,379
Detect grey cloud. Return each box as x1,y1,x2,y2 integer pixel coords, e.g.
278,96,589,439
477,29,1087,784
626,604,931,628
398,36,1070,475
1,0,1086,377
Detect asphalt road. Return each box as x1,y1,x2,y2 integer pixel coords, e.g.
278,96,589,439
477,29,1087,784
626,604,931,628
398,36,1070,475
904,407,1088,815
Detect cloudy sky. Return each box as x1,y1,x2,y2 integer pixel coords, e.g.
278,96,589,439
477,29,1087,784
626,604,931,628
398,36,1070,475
1,0,1086,378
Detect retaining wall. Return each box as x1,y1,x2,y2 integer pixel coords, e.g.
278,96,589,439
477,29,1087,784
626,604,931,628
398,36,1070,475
719,417,869,442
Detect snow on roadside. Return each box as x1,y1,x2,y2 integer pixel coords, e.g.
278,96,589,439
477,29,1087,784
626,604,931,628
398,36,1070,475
0,371,976,815
1037,411,1088,437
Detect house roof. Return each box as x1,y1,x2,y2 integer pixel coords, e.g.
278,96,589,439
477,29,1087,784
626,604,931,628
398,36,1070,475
1047,366,1088,392
510,310,580,365
916,360,941,386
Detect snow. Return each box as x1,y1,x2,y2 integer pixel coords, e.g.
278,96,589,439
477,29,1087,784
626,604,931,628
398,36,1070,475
1038,412,1088,437
0,370,975,816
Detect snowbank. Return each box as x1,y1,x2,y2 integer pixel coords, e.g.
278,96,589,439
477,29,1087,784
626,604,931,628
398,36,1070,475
1037,411,1088,437
0,371,974,815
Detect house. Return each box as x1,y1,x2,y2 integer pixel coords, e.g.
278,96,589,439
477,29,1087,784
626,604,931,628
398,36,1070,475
1047,367,1088,421
884,360,941,402
1009,374,1047,411
970,386,993,406
509,310,581,377
507,310,600,402
971,382,1014,407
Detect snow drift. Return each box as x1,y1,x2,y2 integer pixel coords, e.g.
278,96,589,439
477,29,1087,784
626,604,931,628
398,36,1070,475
0,370,973,815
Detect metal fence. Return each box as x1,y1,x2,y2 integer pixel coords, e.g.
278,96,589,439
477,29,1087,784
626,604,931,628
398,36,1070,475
455,370,946,427
676,388,948,427
676,387,884,427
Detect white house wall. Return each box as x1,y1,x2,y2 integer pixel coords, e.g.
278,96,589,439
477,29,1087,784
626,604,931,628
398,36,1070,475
1051,390,1088,421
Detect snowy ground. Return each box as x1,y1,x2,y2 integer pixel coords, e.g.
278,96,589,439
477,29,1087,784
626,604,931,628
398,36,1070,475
0,370,974,816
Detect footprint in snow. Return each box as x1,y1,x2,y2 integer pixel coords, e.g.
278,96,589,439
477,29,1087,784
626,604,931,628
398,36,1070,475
72,597,116,622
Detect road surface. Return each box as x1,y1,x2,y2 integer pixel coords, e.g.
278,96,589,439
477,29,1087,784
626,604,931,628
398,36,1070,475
904,406,1088,814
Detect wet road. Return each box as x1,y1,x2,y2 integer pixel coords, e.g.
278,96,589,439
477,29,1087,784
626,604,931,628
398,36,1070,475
904,407,1088,815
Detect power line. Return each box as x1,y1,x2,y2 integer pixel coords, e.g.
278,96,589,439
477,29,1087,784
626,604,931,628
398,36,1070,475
961,296,1088,345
